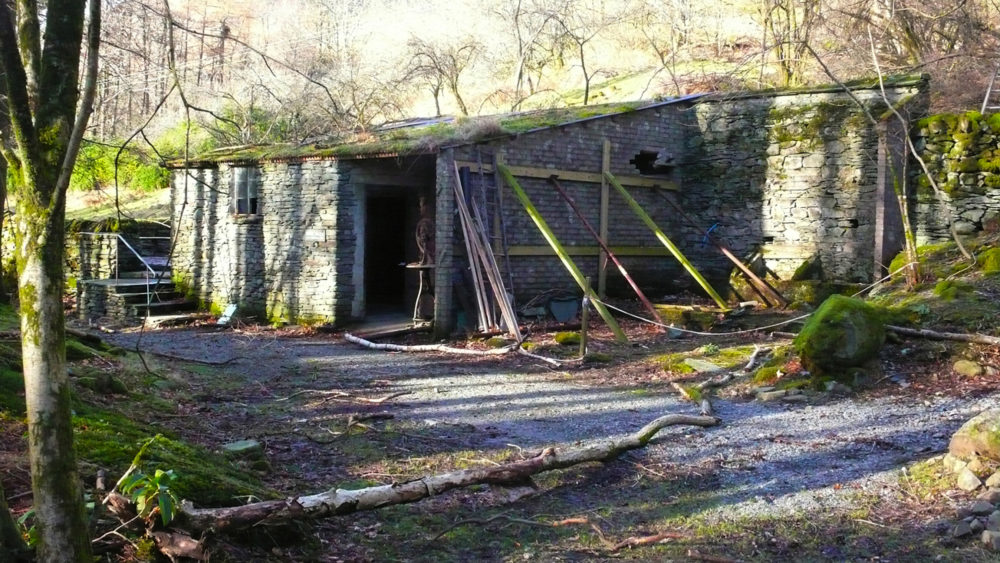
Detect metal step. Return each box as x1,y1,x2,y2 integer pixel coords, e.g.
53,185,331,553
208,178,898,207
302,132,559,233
129,298,198,317
114,291,183,305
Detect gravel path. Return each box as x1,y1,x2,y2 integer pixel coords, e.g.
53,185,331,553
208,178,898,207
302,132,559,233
106,327,1000,522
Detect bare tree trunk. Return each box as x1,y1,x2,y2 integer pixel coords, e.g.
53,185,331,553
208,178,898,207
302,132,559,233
172,414,718,533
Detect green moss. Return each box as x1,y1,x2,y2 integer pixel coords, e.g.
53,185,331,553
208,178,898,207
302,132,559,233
978,247,1000,274
793,295,885,379
951,157,979,173
583,352,612,363
790,255,822,281
752,365,781,384
985,174,1000,189
484,337,509,349
168,102,648,166
776,378,812,390
932,279,971,300
681,385,703,402
553,331,581,346
73,408,269,506
888,242,953,274
65,339,104,361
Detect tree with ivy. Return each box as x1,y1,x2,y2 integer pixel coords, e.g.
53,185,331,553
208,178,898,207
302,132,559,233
0,0,101,560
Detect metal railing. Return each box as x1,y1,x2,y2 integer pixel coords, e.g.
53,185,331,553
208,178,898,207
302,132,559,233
78,232,169,312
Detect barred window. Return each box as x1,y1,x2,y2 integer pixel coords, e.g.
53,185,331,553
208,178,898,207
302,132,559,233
232,167,260,215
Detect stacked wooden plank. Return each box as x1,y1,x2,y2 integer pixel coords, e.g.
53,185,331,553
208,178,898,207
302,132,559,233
452,162,522,340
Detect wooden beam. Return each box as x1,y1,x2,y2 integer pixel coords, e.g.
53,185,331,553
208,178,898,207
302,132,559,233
353,173,428,188
455,160,677,190
498,164,627,343
599,140,611,298
508,245,674,257
605,171,729,310
549,176,664,326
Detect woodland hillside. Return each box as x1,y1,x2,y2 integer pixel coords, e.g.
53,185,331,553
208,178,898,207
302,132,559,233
93,0,1000,160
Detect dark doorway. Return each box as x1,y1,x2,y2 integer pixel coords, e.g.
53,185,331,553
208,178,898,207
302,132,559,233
365,195,408,312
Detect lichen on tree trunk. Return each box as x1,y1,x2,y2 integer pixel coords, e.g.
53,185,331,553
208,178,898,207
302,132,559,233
16,209,93,561
0,0,101,560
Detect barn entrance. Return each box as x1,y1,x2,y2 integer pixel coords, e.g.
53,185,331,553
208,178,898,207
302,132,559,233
364,195,408,314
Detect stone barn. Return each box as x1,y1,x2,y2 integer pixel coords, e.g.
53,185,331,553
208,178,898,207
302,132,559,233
166,76,929,335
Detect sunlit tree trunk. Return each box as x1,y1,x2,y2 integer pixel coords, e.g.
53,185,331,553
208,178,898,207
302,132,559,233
0,0,100,560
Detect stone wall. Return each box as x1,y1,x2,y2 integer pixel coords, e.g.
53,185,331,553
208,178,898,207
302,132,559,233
912,111,1000,242
172,79,929,331
170,157,433,323
71,222,171,281
681,80,927,283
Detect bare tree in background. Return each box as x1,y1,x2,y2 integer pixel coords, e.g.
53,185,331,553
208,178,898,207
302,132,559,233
758,0,821,87
493,0,563,110
408,36,483,116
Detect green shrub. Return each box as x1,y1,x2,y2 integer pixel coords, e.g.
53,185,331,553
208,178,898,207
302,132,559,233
71,143,169,192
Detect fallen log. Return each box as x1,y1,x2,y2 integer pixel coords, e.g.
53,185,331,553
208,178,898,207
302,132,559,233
176,413,718,533
886,325,1000,346
344,332,561,367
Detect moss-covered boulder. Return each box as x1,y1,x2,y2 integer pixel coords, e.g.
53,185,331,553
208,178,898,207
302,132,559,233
793,295,885,379
950,410,1000,462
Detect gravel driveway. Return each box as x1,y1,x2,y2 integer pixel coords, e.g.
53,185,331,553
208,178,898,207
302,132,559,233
106,326,1000,524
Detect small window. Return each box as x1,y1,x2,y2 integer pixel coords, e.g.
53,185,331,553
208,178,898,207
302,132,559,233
232,167,260,215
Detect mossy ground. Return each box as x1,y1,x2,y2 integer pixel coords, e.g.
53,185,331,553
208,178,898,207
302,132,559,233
0,307,271,519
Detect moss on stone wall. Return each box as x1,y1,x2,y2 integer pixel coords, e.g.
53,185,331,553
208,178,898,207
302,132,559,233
915,110,1000,198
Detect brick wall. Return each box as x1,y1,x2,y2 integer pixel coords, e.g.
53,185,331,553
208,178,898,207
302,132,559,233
448,105,690,303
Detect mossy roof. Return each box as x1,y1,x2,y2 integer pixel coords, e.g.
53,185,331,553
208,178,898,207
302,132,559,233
166,73,928,168
165,96,703,167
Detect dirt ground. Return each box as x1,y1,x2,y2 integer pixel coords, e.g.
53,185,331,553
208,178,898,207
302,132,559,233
58,315,997,562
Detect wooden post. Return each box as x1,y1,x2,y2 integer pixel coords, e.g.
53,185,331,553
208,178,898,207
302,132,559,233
549,176,665,326
498,164,627,342
605,171,729,310
580,293,590,357
599,140,611,298
453,163,522,339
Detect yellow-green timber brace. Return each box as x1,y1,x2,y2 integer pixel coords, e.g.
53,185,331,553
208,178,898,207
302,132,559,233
497,164,627,342
604,171,729,310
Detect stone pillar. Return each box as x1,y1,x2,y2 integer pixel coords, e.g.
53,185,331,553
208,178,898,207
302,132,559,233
433,150,455,337
874,118,907,279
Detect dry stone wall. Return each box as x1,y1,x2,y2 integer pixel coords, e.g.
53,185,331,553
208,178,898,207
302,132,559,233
912,111,1000,242
170,162,356,323
681,84,924,283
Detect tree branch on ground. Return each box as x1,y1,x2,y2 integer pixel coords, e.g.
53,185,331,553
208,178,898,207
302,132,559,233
101,413,718,534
